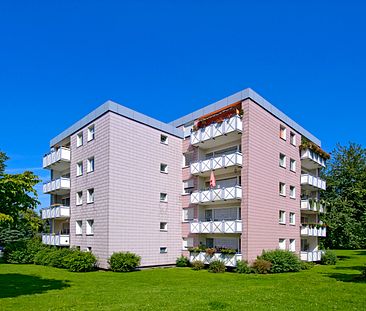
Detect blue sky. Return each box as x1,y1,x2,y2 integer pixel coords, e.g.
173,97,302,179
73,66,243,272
1,1,365,209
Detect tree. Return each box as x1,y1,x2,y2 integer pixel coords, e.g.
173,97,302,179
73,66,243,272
321,143,366,249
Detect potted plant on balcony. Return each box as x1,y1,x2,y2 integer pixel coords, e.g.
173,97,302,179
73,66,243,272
205,247,216,257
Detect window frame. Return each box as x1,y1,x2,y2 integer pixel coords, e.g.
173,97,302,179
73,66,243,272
289,212,296,225
87,188,94,204
160,247,167,254
76,191,83,206
87,157,95,173
87,125,95,142
76,161,83,177
280,125,287,141
290,186,296,199
160,163,168,174
86,219,94,235
279,153,286,168
279,238,286,250
160,193,168,202
75,220,82,235
159,222,168,231
279,182,286,196
76,132,83,147
290,132,296,146
290,159,296,172
279,210,286,224
160,134,168,145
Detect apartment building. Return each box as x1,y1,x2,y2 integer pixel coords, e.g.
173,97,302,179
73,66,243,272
41,88,328,268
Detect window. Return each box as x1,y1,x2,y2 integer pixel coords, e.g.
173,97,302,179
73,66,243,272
76,132,83,147
279,153,286,168
160,163,168,173
182,237,193,250
182,208,194,222
86,219,94,235
76,220,82,235
86,247,92,252
160,222,167,231
87,157,95,173
76,191,83,205
289,239,296,252
160,134,168,145
279,239,286,250
76,161,83,176
289,212,295,225
87,188,94,203
290,132,296,146
160,193,167,202
87,125,95,141
279,210,286,224
290,186,296,199
280,125,287,140
183,180,194,194
279,182,286,196
160,247,167,254
290,159,296,172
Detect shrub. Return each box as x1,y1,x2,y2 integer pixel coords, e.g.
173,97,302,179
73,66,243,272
235,260,251,274
6,238,45,264
108,252,141,272
34,247,72,268
34,248,53,266
258,250,301,273
321,250,337,265
208,260,226,273
361,266,366,279
64,250,97,272
176,256,190,267
300,261,315,270
191,260,205,270
252,259,272,274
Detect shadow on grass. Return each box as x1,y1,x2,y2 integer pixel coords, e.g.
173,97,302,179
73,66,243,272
337,255,352,261
0,273,70,298
324,272,366,283
334,266,365,271
354,250,366,256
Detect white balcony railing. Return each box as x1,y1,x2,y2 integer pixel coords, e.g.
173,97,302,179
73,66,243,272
300,250,324,262
43,177,71,194
42,234,70,246
190,186,242,204
301,148,326,168
300,225,327,237
190,220,242,234
190,115,242,145
301,199,325,213
301,174,326,190
41,205,70,219
189,252,242,267
190,152,242,175
43,147,71,169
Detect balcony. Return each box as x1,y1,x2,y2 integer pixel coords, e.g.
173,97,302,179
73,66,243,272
190,220,242,234
301,199,325,213
300,148,326,170
41,205,70,220
190,115,242,149
190,186,242,204
190,152,242,177
301,174,326,191
301,225,326,237
301,250,324,262
43,177,71,195
42,234,70,246
43,147,71,171
189,252,242,267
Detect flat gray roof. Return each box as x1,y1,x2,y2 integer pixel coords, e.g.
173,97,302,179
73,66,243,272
169,88,321,146
50,100,184,147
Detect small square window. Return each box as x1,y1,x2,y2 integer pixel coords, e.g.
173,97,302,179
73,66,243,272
160,193,167,202
280,125,287,140
160,222,168,231
76,133,83,147
290,132,296,146
289,212,295,225
290,186,296,199
160,134,168,145
279,238,286,250
289,239,296,252
76,161,83,176
86,247,92,252
290,159,296,172
87,188,94,203
279,182,286,196
76,220,82,235
87,157,95,173
86,219,94,235
160,247,167,254
279,210,286,224
160,163,168,173
76,191,83,205
87,125,95,141
279,153,286,168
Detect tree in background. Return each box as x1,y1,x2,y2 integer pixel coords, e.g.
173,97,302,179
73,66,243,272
321,143,366,249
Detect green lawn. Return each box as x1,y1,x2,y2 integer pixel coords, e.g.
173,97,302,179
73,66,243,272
0,250,365,311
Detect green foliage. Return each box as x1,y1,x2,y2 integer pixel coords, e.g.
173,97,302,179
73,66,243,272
108,252,141,272
258,250,302,273
176,256,189,267
361,266,366,279
63,250,97,272
5,238,45,264
300,261,315,270
235,260,251,274
321,143,366,249
34,248,71,269
252,259,272,274
191,260,205,270
208,260,226,273
321,250,338,265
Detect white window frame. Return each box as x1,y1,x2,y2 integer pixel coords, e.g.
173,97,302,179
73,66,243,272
76,161,83,177
160,163,168,174
86,219,94,235
75,220,82,235
279,238,286,250
290,159,296,172
280,125,287,140
289,239,296,252
160,193,168,202
160,134,168,145
76,191,83,206
279,182,286,196
290,132,296,146
87,125,95,142
279,153,286,168
76,132,83,147
290,186,296,199
279,210,286,224
87,157,95,173
87,188,94,204
160,222,168,231
160,247,167,254
289,212,296,225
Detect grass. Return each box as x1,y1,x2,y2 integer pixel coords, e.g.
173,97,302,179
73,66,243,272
0,250,365,310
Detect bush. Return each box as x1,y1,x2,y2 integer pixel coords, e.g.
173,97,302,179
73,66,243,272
321,250,337,265
63,250,97,272
235,260,251,274
108,252,141,272
191,260,205,270
34,247,72,268
252,259,272,274
6,238,45,264
361,266,366,279
300,261,315,270
258,250,301,273
176,256,190,267
208,260,226,273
